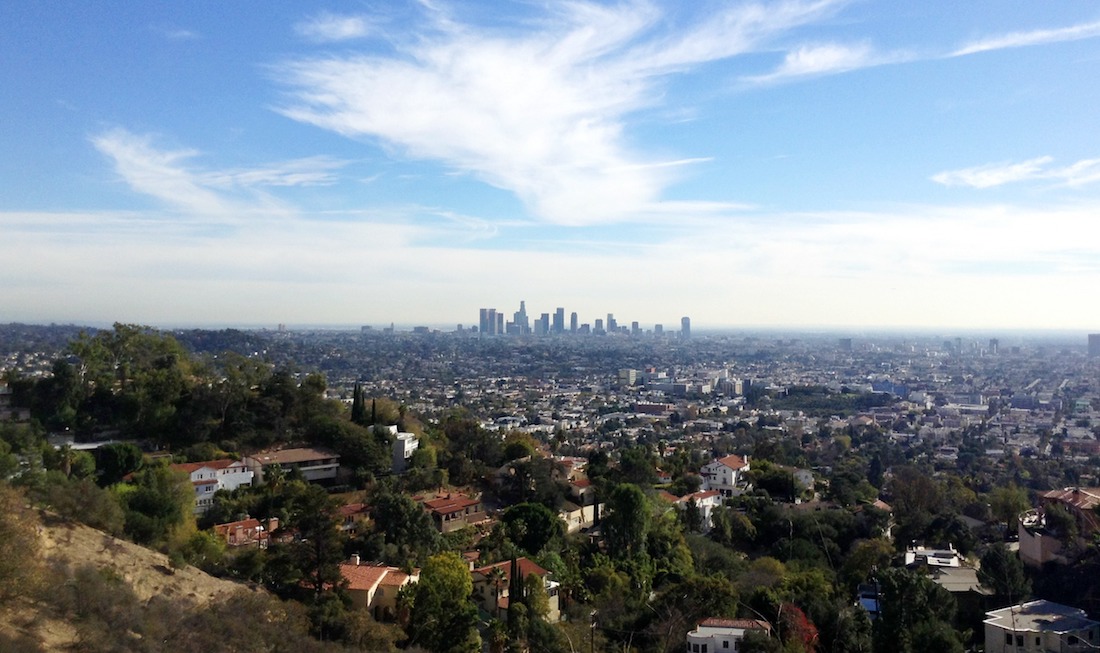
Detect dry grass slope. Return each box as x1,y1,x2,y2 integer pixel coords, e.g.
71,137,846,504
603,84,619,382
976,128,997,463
0,510,256,652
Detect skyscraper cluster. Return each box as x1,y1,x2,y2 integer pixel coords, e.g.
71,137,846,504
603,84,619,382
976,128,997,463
477,301,689,338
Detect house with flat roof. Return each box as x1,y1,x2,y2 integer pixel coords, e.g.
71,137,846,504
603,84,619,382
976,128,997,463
246,447,340,484
984,600,1100,653
686,618,771,653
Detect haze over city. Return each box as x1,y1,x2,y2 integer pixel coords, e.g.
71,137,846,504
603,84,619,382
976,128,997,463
3,2,1100,330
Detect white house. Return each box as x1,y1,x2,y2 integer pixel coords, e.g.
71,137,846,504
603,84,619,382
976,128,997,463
701,454,751,497
676,489,723,532
984,600,1100,653
393,432,419,473
170,459,254,514
686,617,771,653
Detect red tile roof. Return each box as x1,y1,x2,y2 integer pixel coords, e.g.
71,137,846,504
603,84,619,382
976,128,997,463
717,454,748,470
473,557,548,582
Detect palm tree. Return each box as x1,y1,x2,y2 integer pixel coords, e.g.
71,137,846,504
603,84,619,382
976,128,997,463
488,565,508,620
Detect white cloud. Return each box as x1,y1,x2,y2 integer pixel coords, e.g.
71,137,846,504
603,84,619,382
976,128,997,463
273,0,844,226
931,156,1100,189
952,20,1100,57
202,156,348,188
295,12,374,42
742,42,890,84
90,128,344,218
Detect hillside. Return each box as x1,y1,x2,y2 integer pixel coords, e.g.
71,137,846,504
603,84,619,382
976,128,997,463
1,510,256,651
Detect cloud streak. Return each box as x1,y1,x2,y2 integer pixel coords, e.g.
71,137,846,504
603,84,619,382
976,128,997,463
295,12,374,42
91,129,348,219
952,20,1100,56
931,157,1100,189
274,0,843,226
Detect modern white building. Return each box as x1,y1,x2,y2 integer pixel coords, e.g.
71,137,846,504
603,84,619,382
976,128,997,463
686,618,770,653
170,459,254,514
393,432,419,473
984,600,1100,653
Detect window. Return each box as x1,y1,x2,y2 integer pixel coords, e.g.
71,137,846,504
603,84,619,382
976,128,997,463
1005,633,1012,645
1015,634,1023,646
722,641,729,650
701,646,707,653
1068,635,1079,645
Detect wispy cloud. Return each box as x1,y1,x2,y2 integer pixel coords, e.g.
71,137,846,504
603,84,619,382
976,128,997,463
202,156,348,188
742,41,900,84
295,12,374,42
274,0,844,226
952,20,1100,56
931,156,1100,188
90,128,328,219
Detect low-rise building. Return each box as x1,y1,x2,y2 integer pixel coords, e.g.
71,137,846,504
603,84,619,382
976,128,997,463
340,555,419,621
170,459,254,514
686,617,771,653
701,454,751,497
984,600,1100,653
246,447,340,484
419,493,487,533
213,517,277,548
471,557,560,622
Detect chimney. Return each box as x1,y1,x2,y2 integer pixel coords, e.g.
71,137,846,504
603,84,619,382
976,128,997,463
267,517,279,532
351,554,360,566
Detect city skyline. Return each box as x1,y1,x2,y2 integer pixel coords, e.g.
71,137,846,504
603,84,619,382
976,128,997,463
4,3,1100,330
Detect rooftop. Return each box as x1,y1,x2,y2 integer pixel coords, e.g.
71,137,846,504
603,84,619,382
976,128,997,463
985,600,1100,633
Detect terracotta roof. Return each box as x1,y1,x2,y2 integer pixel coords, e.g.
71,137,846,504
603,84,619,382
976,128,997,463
717,454,748,470
340,563,394,592
473,557,548,582
422,494,481,515
572,478,592,488
1041,487,1100,511
213,518,263,536
339,502,370,517
680,490,720,502
656,490,680,503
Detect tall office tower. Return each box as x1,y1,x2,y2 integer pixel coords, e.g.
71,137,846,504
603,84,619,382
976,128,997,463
536,313,549,335
607,313,617,332
496,312,504,335
838,337,853,352
553,307,565,334
594,318,604,334
514,301,529,334
1090,334,1100,357
570,312,578,333
631,321,640,336
681,316,691,339
988,338,999,355
479,309,490,335
654,324,663,334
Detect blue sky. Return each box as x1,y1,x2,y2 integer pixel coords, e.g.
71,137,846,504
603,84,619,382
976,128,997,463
4,1,1100,331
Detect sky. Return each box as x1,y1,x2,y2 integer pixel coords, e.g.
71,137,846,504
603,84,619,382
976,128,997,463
3,1,1100,332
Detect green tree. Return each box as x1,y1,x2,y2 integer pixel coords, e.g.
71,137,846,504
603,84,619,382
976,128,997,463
502,502,565,557
603,483,650,559
873,567,961,653
118,462,194,545
988,485,1029,531
407,552,481,653
978,543,1030,605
